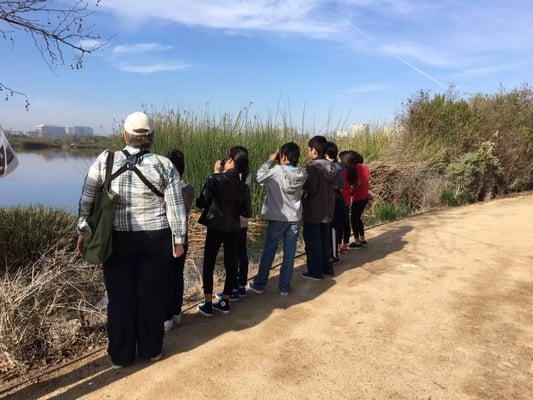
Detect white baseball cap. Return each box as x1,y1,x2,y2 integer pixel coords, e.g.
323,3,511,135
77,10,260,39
124,111,154,136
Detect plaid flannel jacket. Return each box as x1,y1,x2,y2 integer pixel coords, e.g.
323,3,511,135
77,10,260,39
77,146,187,244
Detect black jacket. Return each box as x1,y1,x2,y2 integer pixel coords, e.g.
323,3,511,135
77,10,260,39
196,169,252,232
303,159,337,224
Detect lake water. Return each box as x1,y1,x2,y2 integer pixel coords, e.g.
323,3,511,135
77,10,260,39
0,150,99,211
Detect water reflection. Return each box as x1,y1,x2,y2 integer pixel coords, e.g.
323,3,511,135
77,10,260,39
0,150,100,211
17,148,102,160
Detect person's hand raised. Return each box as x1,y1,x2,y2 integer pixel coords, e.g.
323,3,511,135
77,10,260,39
214,160,223,173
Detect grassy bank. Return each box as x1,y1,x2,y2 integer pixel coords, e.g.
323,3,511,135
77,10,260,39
116,111,398,213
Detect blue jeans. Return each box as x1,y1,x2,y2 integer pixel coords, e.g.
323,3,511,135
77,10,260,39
253,221,300,292
303,222,332,278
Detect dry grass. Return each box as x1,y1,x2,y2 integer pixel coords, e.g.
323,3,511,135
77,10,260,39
0,240,105,379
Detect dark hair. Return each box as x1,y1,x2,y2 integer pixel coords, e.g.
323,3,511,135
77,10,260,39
308,135,328,159
353,151,364,164
325,142,338,161
228,146,249,183
167,149,185,176
308,135,327,149
339,150,358,185
279,142,300,164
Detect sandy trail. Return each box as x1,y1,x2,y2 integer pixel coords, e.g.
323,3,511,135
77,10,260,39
7,194,533,400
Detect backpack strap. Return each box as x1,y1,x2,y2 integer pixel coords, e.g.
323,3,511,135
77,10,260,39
103,150,115,191
107,149,164,197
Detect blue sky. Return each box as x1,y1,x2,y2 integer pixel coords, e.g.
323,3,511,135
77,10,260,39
1,0,532,134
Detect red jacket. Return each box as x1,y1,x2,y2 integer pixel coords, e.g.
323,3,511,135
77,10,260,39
340,168,352,206
352,163,370,201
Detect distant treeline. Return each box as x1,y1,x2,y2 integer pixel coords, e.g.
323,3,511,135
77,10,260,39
7,133,113,152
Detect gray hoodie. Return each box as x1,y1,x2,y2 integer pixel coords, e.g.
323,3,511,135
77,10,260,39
256,159,308,222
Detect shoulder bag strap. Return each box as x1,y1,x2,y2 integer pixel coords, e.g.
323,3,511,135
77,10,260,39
103,150,115,191
132,167,164,197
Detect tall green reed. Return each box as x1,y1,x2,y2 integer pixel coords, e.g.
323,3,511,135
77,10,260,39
113,107,396,214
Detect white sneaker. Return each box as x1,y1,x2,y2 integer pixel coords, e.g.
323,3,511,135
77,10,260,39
280,291,289,296
111,363,123,370
150,353,163,362
173,313,182,326
163,319,174,332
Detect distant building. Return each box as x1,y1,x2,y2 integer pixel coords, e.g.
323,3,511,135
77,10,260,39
336,123,402,137
35,124,66,138
350,123,370,135
336,123,370,137
65,126,94,136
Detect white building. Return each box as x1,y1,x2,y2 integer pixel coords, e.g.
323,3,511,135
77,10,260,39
336,123,370,137
35,124,66,138
65,126,94,136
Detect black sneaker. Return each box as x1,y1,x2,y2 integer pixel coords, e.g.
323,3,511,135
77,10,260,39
361,240,368,248
301,272,323,281
349,242,363,250
323,268,335,276
197,301,213,318
237,286,247,298
213,299,230,314
330,257,340,264
215,290,241,302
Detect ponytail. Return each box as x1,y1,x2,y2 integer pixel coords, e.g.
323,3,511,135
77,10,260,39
345,164,357,185
340,150,359,185
228,146,249,183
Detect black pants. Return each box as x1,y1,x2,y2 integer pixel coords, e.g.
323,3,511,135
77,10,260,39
331,191,346,255
342,205,351,244
103,229,171,366
165,243,188,321
202,228,239,296
331,227,339,259
237,227,249,287
351,199,369,238
303,222,333,278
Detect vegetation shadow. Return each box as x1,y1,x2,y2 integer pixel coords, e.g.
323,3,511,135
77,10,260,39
7,224,411,400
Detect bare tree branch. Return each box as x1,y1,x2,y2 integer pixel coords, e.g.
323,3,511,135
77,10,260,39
0,0,106,108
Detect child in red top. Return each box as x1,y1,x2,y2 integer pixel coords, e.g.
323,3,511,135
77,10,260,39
339,151,357,253
350,152,370,248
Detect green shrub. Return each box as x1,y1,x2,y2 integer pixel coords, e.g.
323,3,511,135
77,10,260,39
447,141,503,203
0,206,76,273
399,85,533,191
440,189,461,206
369,202,409,224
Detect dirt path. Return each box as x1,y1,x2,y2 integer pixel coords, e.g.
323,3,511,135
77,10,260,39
7,194,533,400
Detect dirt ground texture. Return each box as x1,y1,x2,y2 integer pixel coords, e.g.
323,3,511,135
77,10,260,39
4,194,533,400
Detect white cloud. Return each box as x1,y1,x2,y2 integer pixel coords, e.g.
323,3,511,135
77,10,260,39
112,43,173,54
346,83,388,94
98,0,533,86
380,43,457,68
115,62,191,73
100,0,339,38
78,39,106,51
